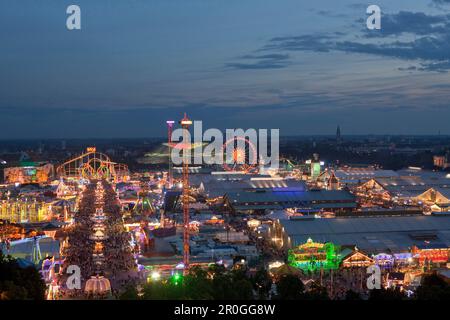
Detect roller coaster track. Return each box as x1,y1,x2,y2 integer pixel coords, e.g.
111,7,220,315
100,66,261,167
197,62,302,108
56,149,129,182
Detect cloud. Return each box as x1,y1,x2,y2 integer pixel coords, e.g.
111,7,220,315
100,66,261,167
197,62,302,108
225,53,291,70
259,11,450,72
398,65,417,71
264,34,336,53
419,60,450,72
312,9,347,18
363,11,449,37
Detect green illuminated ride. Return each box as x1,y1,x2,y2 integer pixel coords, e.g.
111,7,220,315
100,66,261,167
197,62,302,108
287,238,342,271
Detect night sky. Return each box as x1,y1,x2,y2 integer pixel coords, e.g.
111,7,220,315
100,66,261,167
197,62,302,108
1,0,450,138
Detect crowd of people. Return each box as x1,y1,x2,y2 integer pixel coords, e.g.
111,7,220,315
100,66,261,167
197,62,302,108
58,180,137,299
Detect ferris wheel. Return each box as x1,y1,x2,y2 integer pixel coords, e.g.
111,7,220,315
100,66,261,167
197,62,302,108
222,136,258,173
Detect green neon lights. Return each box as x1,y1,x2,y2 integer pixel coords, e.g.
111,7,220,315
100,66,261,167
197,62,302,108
288,238,342,271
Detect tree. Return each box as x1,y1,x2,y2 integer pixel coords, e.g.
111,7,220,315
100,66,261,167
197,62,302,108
368,287,406,300
119,285,139,300
251,268,272,299
274,275,305,300
0,281,27,300
142,280,184,300
183,266,214,299
210,269,247,299
232,279,253,300
303,282,330,300
230,268,254,300
345,289,362,300
415,273,450,300
141,264,255,300
0,252,46,300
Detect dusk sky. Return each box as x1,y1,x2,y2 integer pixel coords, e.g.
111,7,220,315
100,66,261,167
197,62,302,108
1,0,450,138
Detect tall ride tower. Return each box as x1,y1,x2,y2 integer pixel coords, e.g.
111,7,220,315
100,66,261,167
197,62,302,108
166,120,175,188
180,113,192,271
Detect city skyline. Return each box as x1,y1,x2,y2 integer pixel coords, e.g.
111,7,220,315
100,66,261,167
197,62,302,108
1,0,450,138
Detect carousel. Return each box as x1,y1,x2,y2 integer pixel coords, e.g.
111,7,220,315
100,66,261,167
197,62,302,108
84,275,112,298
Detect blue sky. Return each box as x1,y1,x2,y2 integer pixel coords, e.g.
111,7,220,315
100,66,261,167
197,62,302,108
1,0,450,138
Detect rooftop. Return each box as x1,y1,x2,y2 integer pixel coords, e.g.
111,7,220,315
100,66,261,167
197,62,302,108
278,215,450,253
226,189,356,204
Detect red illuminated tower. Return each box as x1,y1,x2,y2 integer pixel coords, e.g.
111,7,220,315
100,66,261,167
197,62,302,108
166,120,175,188
180,113,192,271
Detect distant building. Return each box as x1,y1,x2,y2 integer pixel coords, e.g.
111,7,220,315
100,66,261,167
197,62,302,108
336,125,342,145
269,215,450,256
4,162,54,184
224,189,356,214
341,249,374,268
319,167,399,187
434,153,450,169
199,176,307,198
414,188,450,212
317,169,340,190
355,171,450,204
306,153,323,180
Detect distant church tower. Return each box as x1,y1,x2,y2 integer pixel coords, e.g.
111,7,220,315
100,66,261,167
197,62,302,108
336,125,342,145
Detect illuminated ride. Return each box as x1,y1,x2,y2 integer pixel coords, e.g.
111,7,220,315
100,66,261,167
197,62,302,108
180,113,192,273
84,275,111,297
279,157,298,171
166,120,175,187
133,192,156,216
41,257,63,300
132,180,156,217
1,235,47,264
161,134,205,187
287,238,341,271
56,147,129,182
222,137,258,173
